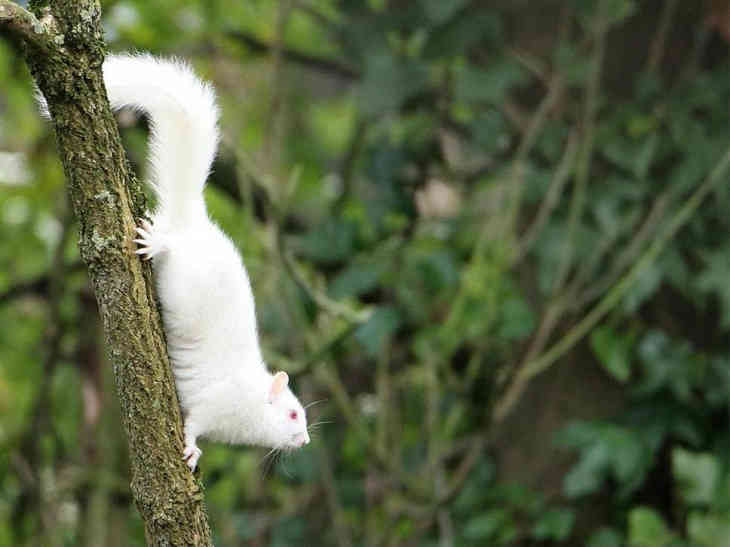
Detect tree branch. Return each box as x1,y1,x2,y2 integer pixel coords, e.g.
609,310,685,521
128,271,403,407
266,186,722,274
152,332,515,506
0,0,57,52
18,0,212,544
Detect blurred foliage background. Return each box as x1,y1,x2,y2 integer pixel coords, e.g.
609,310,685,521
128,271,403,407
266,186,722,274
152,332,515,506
1,0,730,545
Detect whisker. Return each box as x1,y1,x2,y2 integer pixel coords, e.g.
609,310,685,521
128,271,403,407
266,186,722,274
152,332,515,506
304,398,329,410
259,446,277,465
279,450,293,478
260,447,281,477
308,420,334,430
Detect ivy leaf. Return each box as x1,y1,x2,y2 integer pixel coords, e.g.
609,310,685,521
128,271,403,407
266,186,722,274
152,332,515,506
590,325,633,383
636,330,701,402
329,261,383,299
688,512,730,547
695,247,730,330
557,422,652,499
454,59,528,105
672,448,719,506
355,305,401,356
463,509,511,541
359,52,429,115
532,507,575,541
419,0,469,24
588,528,625,547
293,218,356,265
627,507,676,547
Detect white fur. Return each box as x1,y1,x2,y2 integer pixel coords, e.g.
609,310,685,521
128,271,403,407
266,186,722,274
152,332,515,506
99,53,309,470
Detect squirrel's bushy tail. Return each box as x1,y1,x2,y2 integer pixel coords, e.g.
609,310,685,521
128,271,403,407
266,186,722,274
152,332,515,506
103,53,219,225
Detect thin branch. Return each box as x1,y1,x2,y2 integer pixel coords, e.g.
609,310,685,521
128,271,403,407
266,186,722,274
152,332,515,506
333,117,368,213
512,130,579,264
291,0,340,31
647,0,679,74
265,0,292,182
573,188,672,308
551,22,606,294
225,29,360,80
277,236,371,324
316,442,353,547
493,142,730,424
505,46,549,83
504,75,565,241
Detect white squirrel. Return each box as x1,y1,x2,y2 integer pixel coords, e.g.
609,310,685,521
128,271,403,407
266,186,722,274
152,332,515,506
99,53,309,470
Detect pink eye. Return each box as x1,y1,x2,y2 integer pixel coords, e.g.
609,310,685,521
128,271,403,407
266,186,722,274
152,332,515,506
289,410,298,421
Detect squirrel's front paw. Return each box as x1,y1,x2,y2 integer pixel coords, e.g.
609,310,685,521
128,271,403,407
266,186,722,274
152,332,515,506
133,218,166,260
183,442,202,471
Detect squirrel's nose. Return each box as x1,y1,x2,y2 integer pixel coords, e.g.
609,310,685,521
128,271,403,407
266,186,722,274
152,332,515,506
303,431,310,445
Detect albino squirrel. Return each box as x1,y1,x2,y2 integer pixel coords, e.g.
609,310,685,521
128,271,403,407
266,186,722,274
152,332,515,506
95,53,309,470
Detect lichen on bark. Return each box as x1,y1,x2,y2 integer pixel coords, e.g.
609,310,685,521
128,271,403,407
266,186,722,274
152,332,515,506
3,1,213,544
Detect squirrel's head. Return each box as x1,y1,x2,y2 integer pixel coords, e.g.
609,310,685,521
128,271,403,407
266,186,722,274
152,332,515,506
260,371,310,449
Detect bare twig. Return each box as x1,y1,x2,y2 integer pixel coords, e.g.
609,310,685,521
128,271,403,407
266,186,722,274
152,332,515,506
316,442,353,547
647,0,679,73
493,142,730,424
551,22,606,294
574,188,672,308
277,236,371,324
512,130,579,264
225,29,359,81
504,75,565,241
334,117,368,213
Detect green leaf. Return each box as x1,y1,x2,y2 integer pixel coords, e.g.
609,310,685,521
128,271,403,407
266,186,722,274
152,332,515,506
293,219,356,264
588,528,625,547
419,0,469,23
601,133,658,180
423,13,502,58
672,448,719,506
627,507,675,547
562,443,608,498
329,261,383,299
590,325,633,382
497,293,535,341
532,507,575,541
463,509,510,540
695,246,730,330
454,59,528,105
688,512,730,547
355,306,401,356
557,422,651,499
359,53,429,115
621,255,663,313
636,330,701,402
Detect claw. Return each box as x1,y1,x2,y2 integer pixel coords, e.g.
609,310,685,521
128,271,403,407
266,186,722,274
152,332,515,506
183,444,202,471
132,218,166,261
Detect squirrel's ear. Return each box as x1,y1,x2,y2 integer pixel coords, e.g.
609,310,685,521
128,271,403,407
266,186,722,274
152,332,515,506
268,371,289,403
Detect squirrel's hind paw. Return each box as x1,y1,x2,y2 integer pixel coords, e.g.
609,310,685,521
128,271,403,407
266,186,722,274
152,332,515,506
133,219,167,260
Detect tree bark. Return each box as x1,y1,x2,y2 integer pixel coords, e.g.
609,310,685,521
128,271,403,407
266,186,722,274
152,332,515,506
1,1,213,545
